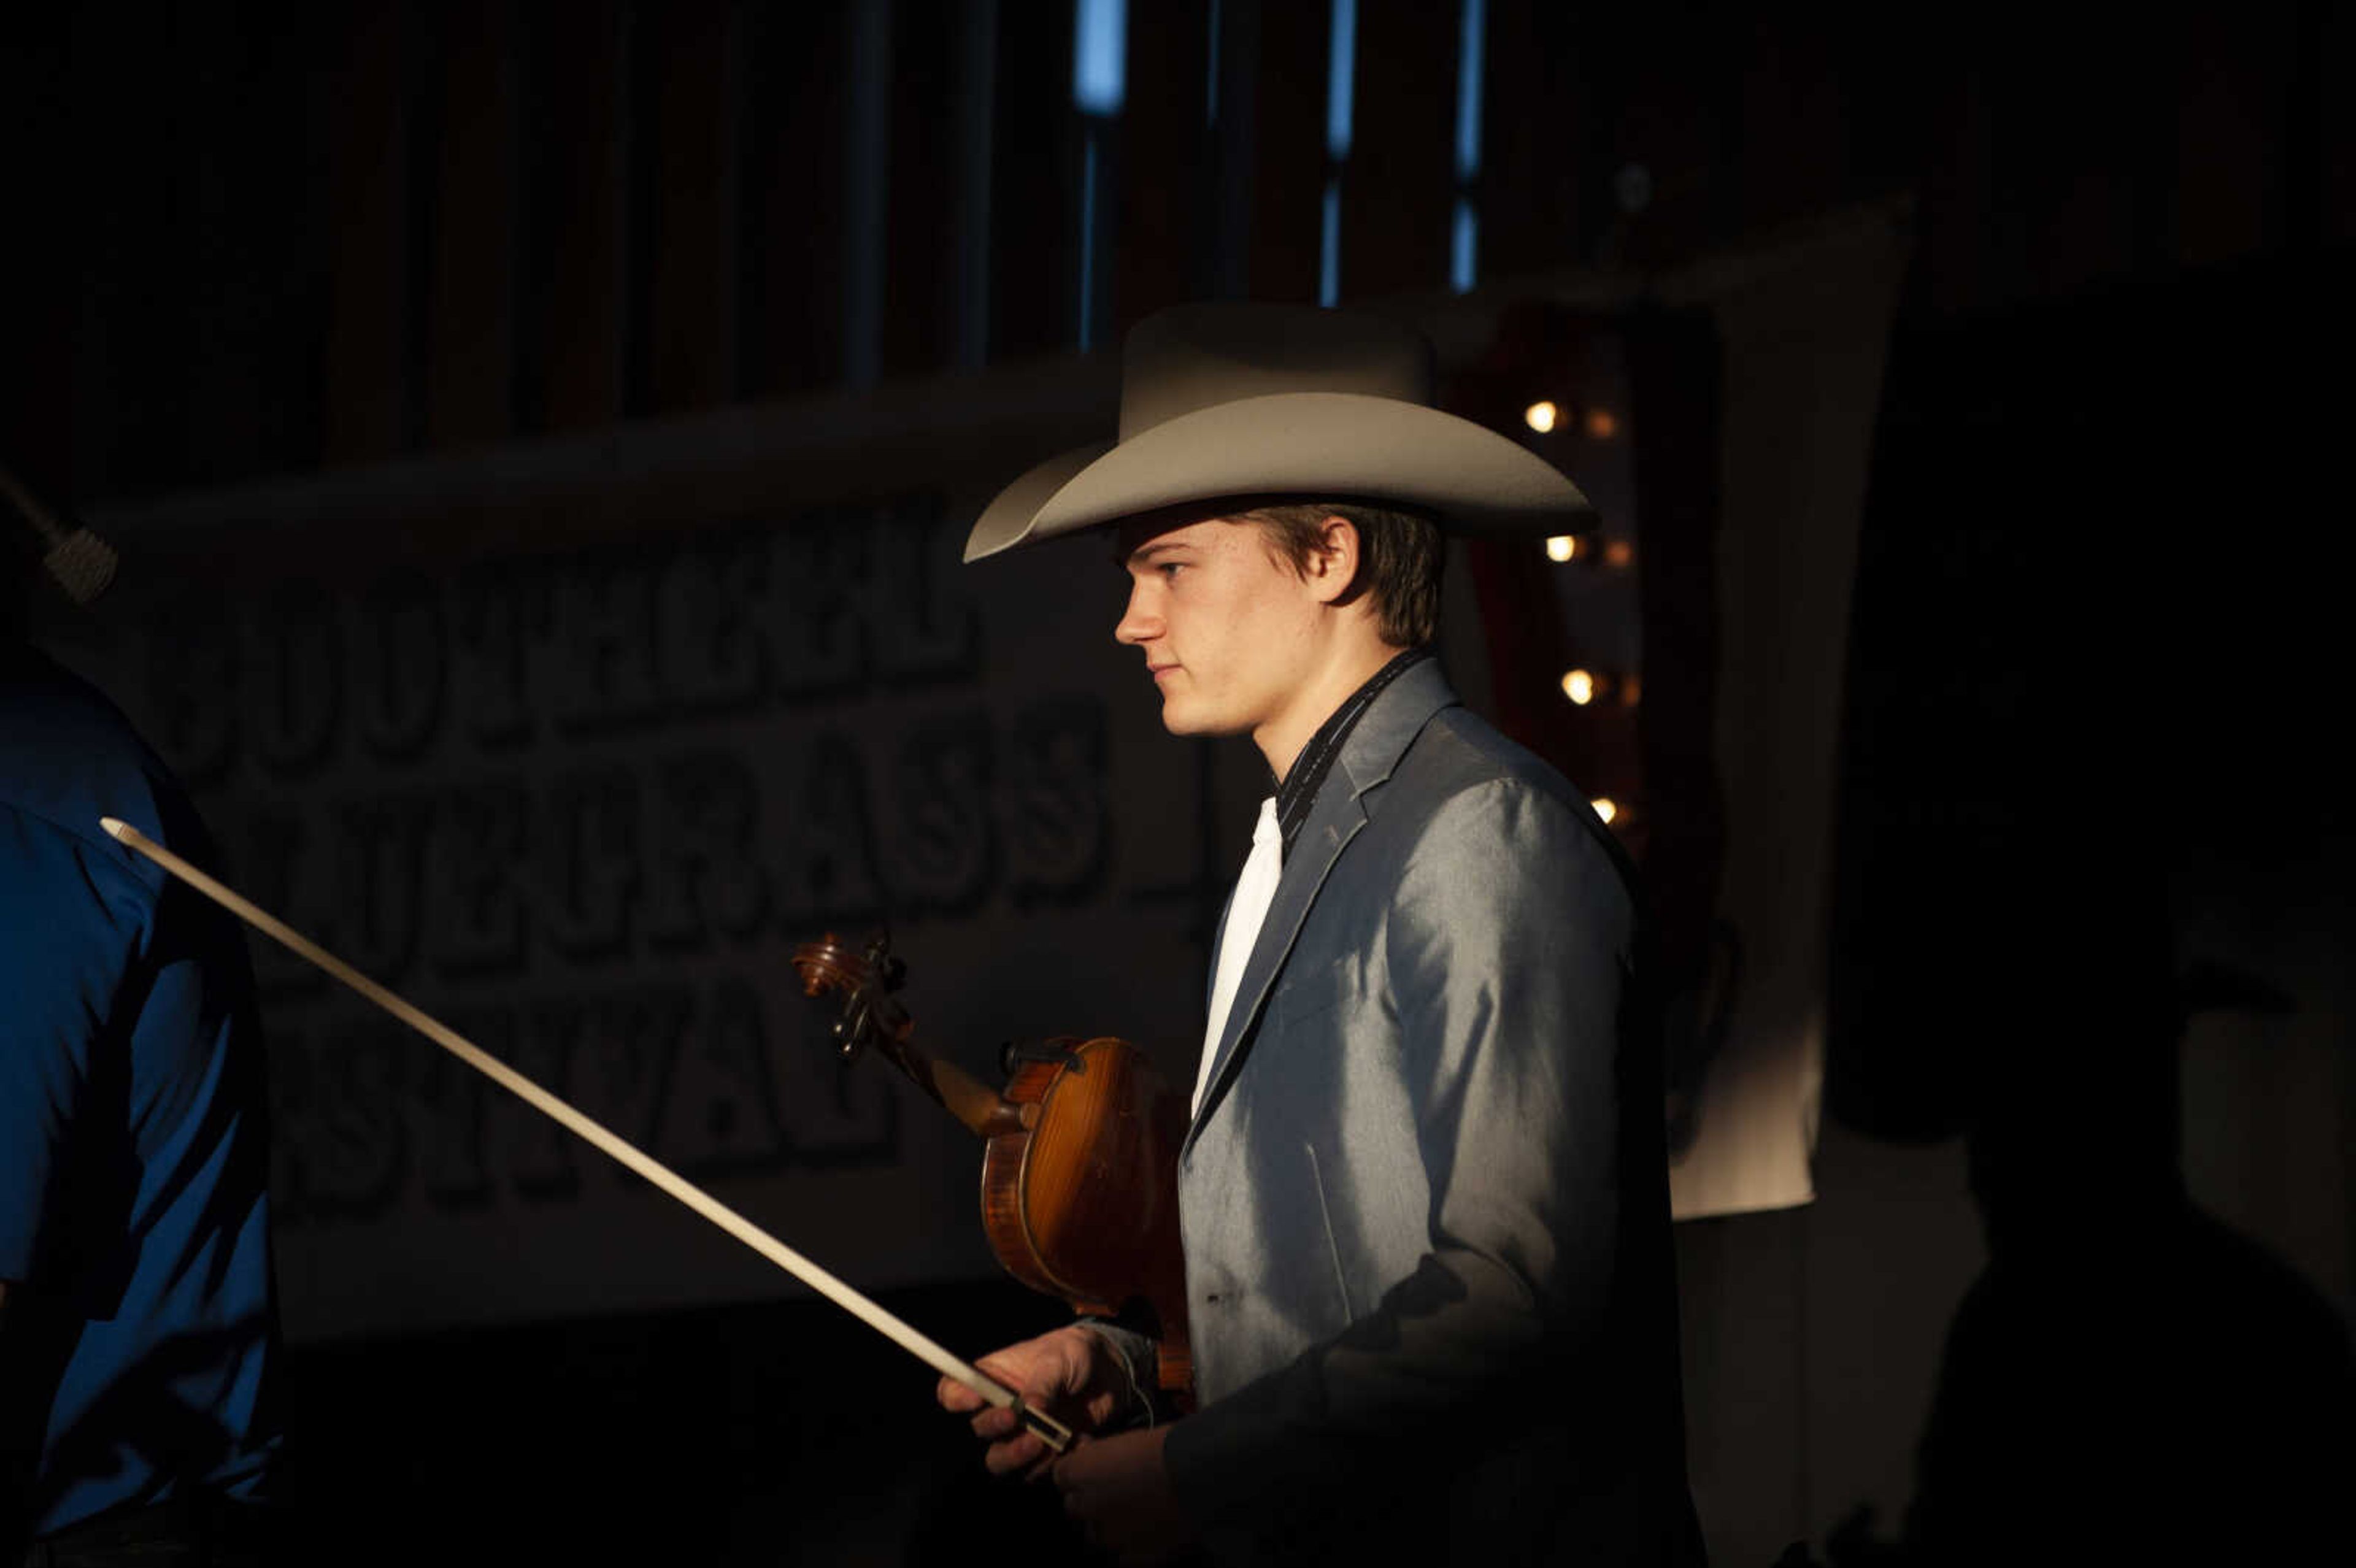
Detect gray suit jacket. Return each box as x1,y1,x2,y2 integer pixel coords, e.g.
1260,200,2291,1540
1158,661,1701,1564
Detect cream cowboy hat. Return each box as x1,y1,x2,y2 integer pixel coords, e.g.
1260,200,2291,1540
963,301,1594,561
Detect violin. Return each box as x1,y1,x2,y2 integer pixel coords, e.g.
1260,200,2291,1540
791,931,1195,1404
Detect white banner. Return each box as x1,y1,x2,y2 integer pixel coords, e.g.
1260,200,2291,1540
67,369,1261,1341
1663,207,1914,1218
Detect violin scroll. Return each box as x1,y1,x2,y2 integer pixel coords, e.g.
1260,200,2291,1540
792,931,910,1064
791,931,1017,1138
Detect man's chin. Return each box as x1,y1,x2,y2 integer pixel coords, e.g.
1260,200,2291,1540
1154,695,1222,738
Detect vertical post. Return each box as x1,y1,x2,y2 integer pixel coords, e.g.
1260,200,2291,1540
1071,0,1128,352
507,0,543,437
1450,0,1487,293
953,0,999,370
1208,0,1258,300
614,0,652,418
398,1,447,449
1319,0,1357,306
843,0,894,389
722,0,753,396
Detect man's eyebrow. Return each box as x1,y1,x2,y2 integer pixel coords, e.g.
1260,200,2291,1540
1123,541,1195,567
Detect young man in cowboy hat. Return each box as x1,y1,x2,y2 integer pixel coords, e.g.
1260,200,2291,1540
941,304,1701,1564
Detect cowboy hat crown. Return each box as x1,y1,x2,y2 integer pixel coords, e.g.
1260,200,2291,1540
963,301,1594,562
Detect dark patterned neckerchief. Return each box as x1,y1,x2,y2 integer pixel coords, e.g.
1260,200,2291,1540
1271,645,1434,861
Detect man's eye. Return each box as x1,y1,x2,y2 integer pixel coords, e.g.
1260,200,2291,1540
1158,562,1184,578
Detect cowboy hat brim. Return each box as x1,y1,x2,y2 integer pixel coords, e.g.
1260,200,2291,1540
963,392,1593,563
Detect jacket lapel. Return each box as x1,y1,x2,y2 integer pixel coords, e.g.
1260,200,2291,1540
1184,661,1459,1147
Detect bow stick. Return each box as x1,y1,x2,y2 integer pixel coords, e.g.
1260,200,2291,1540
98,815,1073,1457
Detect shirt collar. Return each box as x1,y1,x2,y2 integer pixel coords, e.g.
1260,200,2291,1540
1270,645,1434,859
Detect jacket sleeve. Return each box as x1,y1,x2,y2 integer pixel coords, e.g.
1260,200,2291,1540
0,807,146,1286
1163,777,1637,1526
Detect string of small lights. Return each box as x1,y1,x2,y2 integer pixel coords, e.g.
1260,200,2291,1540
1517,393,1639,834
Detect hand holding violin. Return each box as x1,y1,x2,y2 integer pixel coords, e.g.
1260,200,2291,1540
795,931,1196,1404
806,929,1201,1556
939,1326,1198,1563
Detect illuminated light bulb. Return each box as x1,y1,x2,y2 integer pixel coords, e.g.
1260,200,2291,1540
1545,534,1579,563
1591,797,1619,824
1561,669,1598,705
1523,400,1560,434
1603,539,1634,568
1585,407,1619,439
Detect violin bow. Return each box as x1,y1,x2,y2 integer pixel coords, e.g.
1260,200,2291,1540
98,816,1074,1457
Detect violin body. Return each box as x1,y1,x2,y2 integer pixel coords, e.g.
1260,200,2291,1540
984,1037,1191,1397
793,935,1194,1402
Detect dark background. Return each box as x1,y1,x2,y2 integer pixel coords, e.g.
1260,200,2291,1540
4,2,2350,1562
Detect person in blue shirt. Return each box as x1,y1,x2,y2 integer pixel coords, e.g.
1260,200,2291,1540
1,531,283,1561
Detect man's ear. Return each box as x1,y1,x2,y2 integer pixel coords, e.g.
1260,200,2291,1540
1303,515,1361,605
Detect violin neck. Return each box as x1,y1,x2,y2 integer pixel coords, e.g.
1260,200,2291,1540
872,1029,1022,1140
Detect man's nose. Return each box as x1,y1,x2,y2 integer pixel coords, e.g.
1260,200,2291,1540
1114,586,1160,646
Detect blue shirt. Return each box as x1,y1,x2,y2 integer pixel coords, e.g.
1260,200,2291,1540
0,644,280,1539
